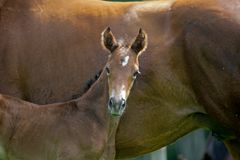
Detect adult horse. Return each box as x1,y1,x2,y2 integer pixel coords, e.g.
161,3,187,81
0,0,240,159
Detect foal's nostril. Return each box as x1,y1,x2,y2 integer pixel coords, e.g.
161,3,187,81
121,98,126,109
108,98,114,107
108,97,126,116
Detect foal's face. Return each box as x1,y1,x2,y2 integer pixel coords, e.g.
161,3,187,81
101,27,147,116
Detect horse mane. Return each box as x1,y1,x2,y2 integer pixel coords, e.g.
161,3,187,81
71,69,103,99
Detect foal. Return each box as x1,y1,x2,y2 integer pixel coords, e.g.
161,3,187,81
0,27,147,160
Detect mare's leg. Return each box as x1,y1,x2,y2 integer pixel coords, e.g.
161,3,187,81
193,113,239,159
193,113,236,140
224,139,240,160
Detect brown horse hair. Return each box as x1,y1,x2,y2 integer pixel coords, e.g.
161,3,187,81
71,69,103,99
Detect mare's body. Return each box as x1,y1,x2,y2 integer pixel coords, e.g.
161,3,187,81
0,0,240,159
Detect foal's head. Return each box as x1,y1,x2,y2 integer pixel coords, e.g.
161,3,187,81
101,27,147,116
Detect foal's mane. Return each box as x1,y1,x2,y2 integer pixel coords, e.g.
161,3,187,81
71,69,103,99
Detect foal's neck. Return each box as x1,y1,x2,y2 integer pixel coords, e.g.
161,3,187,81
76,72,121,158
76,71,121,132
76,72,109,115
106,116,120,144
100,116,120,160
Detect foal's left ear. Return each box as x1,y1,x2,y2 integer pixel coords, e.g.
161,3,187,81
131,28,148,55
101,27,118,53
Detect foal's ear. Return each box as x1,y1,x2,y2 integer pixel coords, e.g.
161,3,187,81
101,27,118,53
131,28,147,55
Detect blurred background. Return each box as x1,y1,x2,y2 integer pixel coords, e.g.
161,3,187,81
105,0,231,160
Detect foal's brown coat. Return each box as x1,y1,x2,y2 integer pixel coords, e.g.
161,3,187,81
0,71,120,160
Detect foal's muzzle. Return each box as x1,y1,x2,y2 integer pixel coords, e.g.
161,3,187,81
108,97,126,116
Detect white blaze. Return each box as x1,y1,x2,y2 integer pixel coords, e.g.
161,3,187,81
110,89,116,98
110,85,127,100
121,56,129,67
120,85,127,99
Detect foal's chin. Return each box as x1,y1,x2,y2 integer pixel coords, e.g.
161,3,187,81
108,108,125,117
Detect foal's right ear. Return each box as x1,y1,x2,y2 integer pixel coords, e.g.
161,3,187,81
131,28,147,55
101,27,118,53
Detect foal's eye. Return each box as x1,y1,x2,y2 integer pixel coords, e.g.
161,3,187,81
106,67,110,75
133,70,141,79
